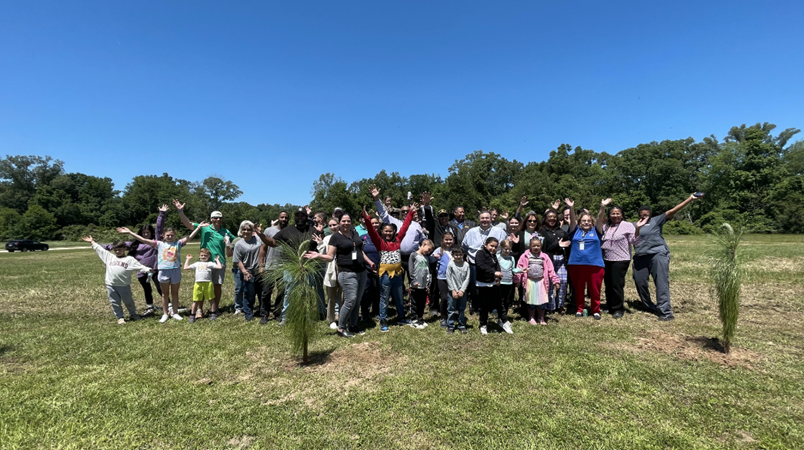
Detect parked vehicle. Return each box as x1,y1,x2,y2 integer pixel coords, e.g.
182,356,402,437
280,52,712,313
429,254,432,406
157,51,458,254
5,240,49,252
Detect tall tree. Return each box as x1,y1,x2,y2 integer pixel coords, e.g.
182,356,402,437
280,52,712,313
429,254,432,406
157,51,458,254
197,176,243,212
0,155,64,213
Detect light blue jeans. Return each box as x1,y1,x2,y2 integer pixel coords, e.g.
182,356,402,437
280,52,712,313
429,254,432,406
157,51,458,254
281,270,326,321
379,273,405,321
447,291,467,329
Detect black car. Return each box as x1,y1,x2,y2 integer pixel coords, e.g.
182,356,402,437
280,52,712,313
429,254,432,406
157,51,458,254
5,240,49,252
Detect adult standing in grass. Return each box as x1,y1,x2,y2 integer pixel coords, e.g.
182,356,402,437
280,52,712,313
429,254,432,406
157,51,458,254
317,218,342,330
598,199,635,319
361,205,417,332
633,193,702,321
233,220,276,322
175,199,235,320
565,198,605,320
539,208,570,313
258,211,289,324
449,206,476,245
462,211,508,314
359,215,382,322
104,204,167,316
305,213,374,338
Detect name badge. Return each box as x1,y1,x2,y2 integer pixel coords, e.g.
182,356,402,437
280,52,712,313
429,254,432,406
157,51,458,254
352,250,358,261
579,242,585,251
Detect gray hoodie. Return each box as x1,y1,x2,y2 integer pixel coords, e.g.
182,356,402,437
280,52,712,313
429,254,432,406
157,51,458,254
408,252,431,290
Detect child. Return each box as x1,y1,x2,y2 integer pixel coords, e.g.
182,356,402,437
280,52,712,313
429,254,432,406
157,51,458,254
119,222,206,323
408,239,435,329
84,236,154,324
475,237,513,335
446,247,470,334
515,237,561,325
498,239,521,318
184,249,222,323
431,232,455,328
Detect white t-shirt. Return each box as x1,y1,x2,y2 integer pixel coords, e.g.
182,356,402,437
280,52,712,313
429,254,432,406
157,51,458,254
187,261,217,283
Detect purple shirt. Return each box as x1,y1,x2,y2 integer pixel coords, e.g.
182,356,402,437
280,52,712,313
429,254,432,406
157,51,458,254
103,211,165,277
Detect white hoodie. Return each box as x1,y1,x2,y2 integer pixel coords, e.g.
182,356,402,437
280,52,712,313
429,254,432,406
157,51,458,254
92,243,152,286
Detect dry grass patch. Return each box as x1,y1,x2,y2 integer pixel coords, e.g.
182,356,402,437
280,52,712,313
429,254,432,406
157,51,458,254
606,329,764,370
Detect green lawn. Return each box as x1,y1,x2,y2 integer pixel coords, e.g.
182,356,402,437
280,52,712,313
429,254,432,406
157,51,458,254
1,236,803,449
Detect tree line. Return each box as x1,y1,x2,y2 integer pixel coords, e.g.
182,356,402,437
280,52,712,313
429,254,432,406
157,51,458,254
1,122,802,241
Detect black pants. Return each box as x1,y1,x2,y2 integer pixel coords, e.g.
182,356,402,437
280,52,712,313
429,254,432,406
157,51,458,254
437,279,450,317
137,272,162,307
410,288,428,321
360,271,380,318
478,285,507,327
259,276,284,319
428,261,439,314
500,284,515,315
604,260,630,313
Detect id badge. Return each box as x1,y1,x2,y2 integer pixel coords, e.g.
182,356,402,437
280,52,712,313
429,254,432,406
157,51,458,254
352,250,358,261
579,242,585,251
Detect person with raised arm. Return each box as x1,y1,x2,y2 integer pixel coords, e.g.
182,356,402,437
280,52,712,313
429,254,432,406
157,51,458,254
183,250,222,323
174,199,236,320
539,208,571,314
257,211,289,324
118,220,206,323
564,198,606,320
305,212,375,337
361,203,417,332
633,193,702,321
103,204,167,315
370,185,426,287
597,199,636,319
84,235,155,324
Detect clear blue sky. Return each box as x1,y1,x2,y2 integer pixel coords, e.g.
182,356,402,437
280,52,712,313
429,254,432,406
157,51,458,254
1,1,802,206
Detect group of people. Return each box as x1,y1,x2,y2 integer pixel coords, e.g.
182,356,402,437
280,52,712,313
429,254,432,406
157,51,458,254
86,189,702,336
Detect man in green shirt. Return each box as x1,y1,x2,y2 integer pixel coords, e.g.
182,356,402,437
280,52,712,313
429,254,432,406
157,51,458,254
174,199,235,320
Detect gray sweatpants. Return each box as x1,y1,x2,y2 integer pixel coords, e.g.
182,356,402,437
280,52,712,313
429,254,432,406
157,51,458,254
107,285,137,319
632,251,672,316
337,271,367,330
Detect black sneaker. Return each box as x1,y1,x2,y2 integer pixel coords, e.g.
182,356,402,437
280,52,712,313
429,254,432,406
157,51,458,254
338,329,355,338
260,316,268,325
209,312,217,321
658,314,675,322
612,310,624,319
188,316,196,323
348,326,366,336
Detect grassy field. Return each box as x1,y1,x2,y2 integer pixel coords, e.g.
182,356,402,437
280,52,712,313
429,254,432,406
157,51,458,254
1,235,803,449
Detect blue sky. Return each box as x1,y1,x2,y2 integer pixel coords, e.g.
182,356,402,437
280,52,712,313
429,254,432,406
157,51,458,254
1,1,802,206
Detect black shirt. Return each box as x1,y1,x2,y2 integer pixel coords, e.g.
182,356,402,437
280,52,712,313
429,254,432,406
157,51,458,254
329,230,366,273
274,224,319,253
540,225,569,259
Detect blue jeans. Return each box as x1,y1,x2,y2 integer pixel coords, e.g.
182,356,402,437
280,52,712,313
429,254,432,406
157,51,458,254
448,291,467,328
281,270,326,321
234,270,256,316
233,268,244,311
379,273,405,321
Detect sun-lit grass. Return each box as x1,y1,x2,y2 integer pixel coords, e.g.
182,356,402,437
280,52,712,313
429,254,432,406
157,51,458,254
1,235,803,448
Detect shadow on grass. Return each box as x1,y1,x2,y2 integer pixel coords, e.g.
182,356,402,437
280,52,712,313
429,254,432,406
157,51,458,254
299,348,337,367
0,344,14,355
686,335,726,353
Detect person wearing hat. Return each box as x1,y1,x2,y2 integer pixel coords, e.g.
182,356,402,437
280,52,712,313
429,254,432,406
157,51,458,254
175,199,236,320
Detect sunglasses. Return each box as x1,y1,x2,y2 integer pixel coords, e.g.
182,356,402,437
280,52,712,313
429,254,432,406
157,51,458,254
527,219,538,223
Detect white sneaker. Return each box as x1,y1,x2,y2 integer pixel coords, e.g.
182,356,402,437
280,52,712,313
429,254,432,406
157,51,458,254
117,318,126,325
159,314,169,323
421,321,428,328
415,321,426,330
234,309,243,315
480,325,488,335
168,303,173,315
171,313,183,321
502,321,513,335
329,322,338,330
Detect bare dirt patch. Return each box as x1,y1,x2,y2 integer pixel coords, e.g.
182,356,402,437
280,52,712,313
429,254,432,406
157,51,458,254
606,329,764,369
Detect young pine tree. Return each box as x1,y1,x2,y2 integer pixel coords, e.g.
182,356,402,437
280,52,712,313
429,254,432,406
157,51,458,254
710,223,744,354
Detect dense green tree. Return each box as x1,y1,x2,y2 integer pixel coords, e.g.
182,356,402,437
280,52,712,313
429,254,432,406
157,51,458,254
0,208,22,239
17,204,59,240
0,155,64,213
197,176,243,212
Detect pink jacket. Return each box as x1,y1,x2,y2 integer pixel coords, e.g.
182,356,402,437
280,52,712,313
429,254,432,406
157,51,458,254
515,251,560,291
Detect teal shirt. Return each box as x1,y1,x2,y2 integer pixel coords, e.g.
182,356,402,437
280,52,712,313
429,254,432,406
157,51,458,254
193,223,236,264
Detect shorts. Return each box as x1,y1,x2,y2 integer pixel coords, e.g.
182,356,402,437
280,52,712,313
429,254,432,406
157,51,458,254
211,263,226,285
157,268,182,284
193,282,214,301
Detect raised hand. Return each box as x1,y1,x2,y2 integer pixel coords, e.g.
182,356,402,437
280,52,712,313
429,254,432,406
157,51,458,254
186,254,193,260
564,198,575,208
311,233,322,244
369,184,380,200
81,235,94,243
314,222,324,234
303,251,319,260
520,196,529,208
304,205,312,216
117,227,132,234
158,204,169,212
215,255,221,263
500,210,509,220
558,238,571,248
509,233,520,244
410,202,419,211
172,199,185,211
636,217,649,229
198,221,211,228
271,218,278,227
551,199,560,211
601,198,612,207
255,223,263,235
420,191,431,205
362,204,368,216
